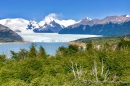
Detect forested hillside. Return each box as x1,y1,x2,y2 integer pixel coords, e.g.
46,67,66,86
0,38,130,86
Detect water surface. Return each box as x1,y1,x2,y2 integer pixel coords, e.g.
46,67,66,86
0,42,68,57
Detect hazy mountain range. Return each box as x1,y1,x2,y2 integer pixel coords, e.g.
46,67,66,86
0,14,130,36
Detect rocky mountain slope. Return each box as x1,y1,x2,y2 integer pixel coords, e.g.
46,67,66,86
0,24,23,42
69,14,130,28
27,20,63,33
59,15,130,36
59,20,130,36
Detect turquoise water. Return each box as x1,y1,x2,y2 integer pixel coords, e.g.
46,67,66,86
0,42,68,57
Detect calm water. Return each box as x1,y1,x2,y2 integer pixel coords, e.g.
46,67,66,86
0,42,68,57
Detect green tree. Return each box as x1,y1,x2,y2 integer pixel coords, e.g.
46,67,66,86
10,50,19,61
18,49,28,60
38,46,46,58
28,43,37,58
118,39,130,49
10,49,28,60
0,54,6,62
86,42,93,50
67,44,79,55
104,42,111,51
56,46,67,55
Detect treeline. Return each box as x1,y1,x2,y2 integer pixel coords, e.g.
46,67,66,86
0,39,130,86
10,43,47,61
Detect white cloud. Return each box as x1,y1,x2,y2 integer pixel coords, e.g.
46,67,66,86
39,13,57,26
39,13,78,27
46,13,58,19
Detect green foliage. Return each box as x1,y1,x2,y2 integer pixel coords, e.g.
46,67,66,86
118,39,130,49
2,79,28,86
38,46,46,58
18,49,28,60
10,44,47,60
67,44,79,54
56,46,67,55
28,43,37,58
10,50,19,60
0,54,6,62
76,35,130,45
56,45,79,56
10,49,28,60
86,41,93,50
0,39,130,85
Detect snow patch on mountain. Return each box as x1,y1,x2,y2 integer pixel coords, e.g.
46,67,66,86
55,19,77,27
85,17,92,20
125,14,130,17
0,18,34,33
39,13,78,27
39,14,56,26
29,20,39,28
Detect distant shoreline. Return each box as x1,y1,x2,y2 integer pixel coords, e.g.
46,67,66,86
0,41,29,44
69,41,86,48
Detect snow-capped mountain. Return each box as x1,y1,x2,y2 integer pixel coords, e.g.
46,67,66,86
32,20,63,33
27,14,64,33
0,13,78,33
123,14,130,17
27,13,77,33
0,18,33,33
69,14,130,28
59,14,130,36
27,21,62,33
0,14,130,34
38,13,77,27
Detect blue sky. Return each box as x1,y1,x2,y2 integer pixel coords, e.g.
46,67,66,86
0,0,130,21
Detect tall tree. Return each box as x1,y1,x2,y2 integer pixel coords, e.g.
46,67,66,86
86,42,93,50
10,50,19,60
38,46,46,58
56,46,67,55
67,44,79,55
28,43,37,58
18,49,28,60
0,54,6,62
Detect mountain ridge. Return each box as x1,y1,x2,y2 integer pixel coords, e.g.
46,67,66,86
69,14,130,28
59,20,130,36
0,24,23,42
0,14,130,34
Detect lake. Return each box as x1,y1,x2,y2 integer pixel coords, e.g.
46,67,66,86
0,33,101,57
0,42,68,57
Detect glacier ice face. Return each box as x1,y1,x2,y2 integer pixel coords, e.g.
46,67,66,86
18,33,101,42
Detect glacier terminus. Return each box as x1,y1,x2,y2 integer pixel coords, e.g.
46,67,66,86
18,33,101,42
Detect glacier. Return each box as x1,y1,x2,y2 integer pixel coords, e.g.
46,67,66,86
18,33,101,42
